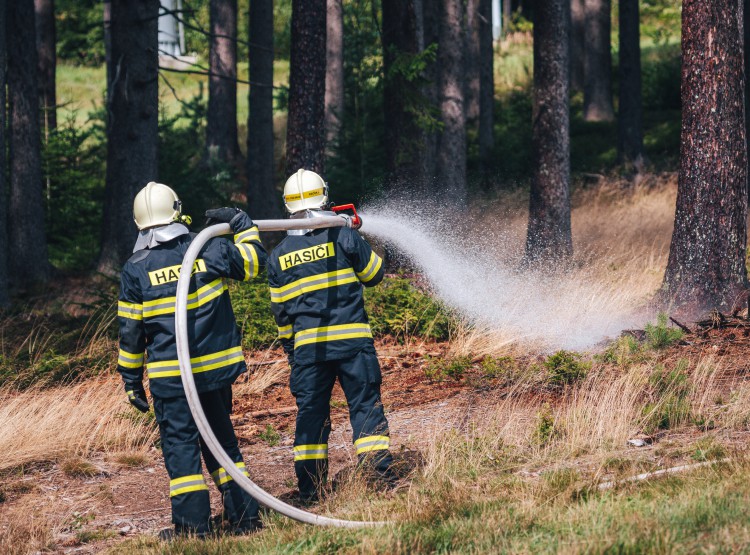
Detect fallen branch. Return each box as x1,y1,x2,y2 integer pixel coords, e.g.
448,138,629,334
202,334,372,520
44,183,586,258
249,406,297,418
669,317,692,334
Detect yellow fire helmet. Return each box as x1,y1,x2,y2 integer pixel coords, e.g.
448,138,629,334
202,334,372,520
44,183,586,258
283,169,329,214
133,181,182,230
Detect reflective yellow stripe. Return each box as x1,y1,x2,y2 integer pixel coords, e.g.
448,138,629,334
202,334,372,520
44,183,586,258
117,301,143,320
354,435,390,454
141,279,227,318
118,349,144,369
148,346,244,379
293,444,328,461
357,251,383,283
235,243,260,281
294,323,372,349
169,474,208,497
211,462,248,486
278,324,293,339
284,188,325,202
270,269,358,303
234,227,261,244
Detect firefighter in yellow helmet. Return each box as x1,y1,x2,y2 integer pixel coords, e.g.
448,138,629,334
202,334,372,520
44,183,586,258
118,182,267,539
267,169,395,503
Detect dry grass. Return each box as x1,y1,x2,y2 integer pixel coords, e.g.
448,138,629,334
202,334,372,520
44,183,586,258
0,378,157,473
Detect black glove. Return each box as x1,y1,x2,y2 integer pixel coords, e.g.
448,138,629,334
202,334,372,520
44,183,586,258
205,207,254,234
126,383,150,413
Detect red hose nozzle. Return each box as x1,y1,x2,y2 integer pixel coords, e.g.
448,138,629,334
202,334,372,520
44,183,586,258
331,204,362,229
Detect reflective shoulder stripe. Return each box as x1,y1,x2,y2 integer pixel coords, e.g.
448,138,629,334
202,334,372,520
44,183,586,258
356,251,383,283
118,349,144,369
293,444,329,461
118,300,143,320
235,243,260,281
354,435,390,455
269,268,358,304
169,474,208,497
234,227,261,244
147,346,244,379
277,324,293,339
294,323,372,349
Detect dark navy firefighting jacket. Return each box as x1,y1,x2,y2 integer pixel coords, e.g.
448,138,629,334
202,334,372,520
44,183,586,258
117,222,267,398
267,223,384,366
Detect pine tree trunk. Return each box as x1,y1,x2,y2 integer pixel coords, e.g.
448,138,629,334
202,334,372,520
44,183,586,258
98,0,159,274
435,0,467,203
465,0,481,126
286,0,326,175
583,0,614,121
503,0,512,34
34,0,56,135
206,0,240,163
247,0,277,218
0,0,8,305
745,0,750,202
570,0,585,92
324,0,344,148
478,0,495,175
8,0,49,287
662,0,747,313
525,0,571,263
104,0,112,104
382,0,422,188
617,0,645,172
420,0,439,182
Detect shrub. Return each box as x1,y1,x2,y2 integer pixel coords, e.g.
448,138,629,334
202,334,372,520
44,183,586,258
480,356,517,379
259,424,280,447
642,361,692,433
533,403,556,446
544,351,590,387
645,313,684,350
423,356,471,383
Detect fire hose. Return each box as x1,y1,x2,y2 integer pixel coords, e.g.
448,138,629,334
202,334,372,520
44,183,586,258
174,213,384,528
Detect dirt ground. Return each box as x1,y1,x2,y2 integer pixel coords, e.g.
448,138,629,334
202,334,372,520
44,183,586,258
3,324,750,554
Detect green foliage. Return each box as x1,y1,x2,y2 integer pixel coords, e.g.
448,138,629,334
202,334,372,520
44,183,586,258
228,277,278,351
363,277,454,342
544,351,590,387
691,438,726,462
55,0,106,66
599,335,641,366
43,115,106,270
479,356,517,379
533,403,556,446
424,356,472,382
642,361,692,433
645,313,684,350
259,424,280,447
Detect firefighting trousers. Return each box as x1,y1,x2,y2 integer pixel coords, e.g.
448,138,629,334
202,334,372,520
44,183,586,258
153,386,259,532
290,346,393,500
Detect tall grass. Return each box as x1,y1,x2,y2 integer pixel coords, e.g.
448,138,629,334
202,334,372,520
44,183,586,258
0,378,157,472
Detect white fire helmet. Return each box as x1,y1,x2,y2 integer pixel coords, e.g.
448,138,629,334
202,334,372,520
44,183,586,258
283,169,329,214
133,181,182,230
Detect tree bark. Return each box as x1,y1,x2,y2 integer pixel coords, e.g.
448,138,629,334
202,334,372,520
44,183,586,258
465,0,480,125
35,0,56,135
324,0,344,149
478,0,495,175
745,0,750,201
525,0,571,263
8,0,49,287
247,0,277,218
0,0,8,305
286,0,326,175
420,0,440,182
583,0,614,121
98,0,159,274
435,0,467,203
206,0,240,164
382,0,422,188
570,0,584,92
617,0,645,172
662,0,747,313
104,0,113,104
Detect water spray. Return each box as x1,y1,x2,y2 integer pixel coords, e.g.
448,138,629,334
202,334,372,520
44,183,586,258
175,208,384,528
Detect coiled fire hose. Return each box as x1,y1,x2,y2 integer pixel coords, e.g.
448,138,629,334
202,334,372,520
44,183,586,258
175,215,384,528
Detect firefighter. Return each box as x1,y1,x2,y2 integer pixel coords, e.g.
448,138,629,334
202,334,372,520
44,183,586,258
116,182,267,539
267,169,395,503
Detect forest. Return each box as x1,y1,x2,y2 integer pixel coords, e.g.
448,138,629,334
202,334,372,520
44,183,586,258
4,0,750,553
